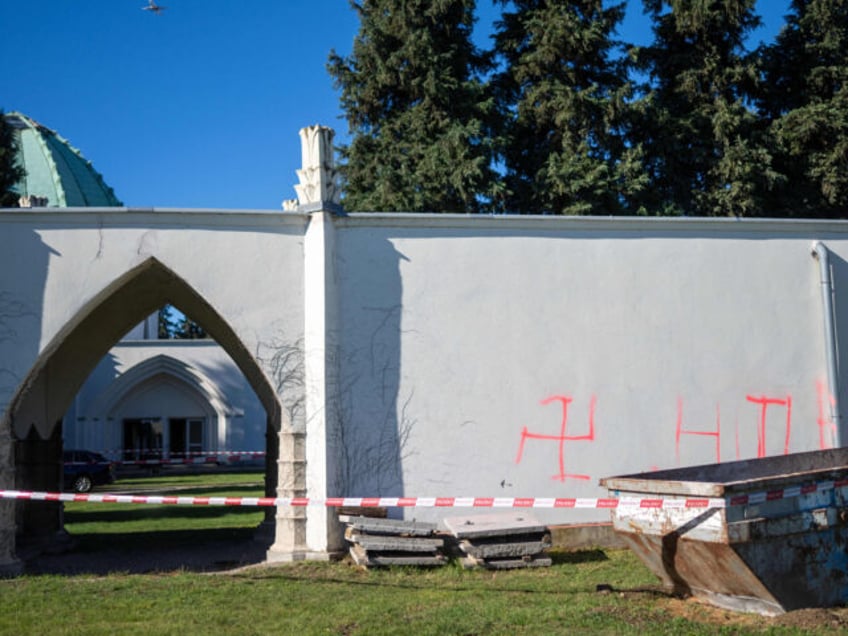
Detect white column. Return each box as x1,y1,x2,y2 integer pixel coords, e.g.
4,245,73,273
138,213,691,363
269,125,343,561
302,208,340,555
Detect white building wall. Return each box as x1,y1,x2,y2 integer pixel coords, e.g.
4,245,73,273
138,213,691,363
63,341,268,460
4,207,848,563
333,215,847,524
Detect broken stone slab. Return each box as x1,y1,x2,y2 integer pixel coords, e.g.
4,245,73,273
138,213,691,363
339,515,438,537
458,531,550,547
337,506,387,519
460,554,553,570
458,535,551,559
345,527,444,552
350,544,447,568
444,512,547,539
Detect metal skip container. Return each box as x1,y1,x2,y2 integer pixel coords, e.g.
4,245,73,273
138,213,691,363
599,448,848,616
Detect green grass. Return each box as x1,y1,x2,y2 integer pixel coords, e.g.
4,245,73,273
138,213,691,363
3,473,843,635
113,470,265,491
64,471,266,535
2,552,828,635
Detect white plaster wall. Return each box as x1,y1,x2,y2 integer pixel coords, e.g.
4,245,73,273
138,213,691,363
0,219,50,409
7,207,848,551
0,208,306,427
334,215,848,525
33,210,305,363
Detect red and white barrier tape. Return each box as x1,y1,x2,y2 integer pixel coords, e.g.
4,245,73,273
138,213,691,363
0,491,720,508
90,451,267,466
104,450,267,457
3,479,845,509
109,458,227,466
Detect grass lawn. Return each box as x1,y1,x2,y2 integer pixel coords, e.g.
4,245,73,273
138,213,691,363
2,472,845,635
63,470,267,536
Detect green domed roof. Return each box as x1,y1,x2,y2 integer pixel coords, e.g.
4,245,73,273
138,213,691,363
5,111,122,207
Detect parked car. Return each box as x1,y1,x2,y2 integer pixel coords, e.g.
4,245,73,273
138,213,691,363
63,450,116,493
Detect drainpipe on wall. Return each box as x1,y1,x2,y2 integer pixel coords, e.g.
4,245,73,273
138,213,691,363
812,241,842,445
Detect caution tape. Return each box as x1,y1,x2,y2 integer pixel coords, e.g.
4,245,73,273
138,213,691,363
0,490,722,508
99,450,266,458
109,457,232,466
1,490,279,507
79,451,267,467
2,479,845,509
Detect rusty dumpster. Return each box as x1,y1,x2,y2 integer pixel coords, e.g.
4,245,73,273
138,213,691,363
600,448,848,615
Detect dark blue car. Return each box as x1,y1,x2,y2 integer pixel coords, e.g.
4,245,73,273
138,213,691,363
63,450,116,493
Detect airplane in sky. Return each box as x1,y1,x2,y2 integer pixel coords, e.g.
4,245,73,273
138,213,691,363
142,0,167,14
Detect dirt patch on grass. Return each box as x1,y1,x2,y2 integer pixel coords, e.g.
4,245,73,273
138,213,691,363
658,596,769,629
656,594,848,632
771,607,848,630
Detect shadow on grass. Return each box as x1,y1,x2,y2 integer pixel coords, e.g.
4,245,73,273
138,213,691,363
65,503,264,524
23,526,270,576
71,526,258,551
549,549,609,565
249,570,672,602
105,484,266,497
244,563,674,602
234,548,633,597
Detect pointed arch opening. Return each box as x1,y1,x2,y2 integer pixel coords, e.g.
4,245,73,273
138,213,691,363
7,257,286,565
8,257,282,438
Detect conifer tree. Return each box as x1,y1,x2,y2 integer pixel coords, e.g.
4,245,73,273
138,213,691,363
158,304,207,339
0,111,24,208
759,0,848,217
328,0,496,213
634,0,778,216
491,0,646,214
173,313,207,340
157,306,176,339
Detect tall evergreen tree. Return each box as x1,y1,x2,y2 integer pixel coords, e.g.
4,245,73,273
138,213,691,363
173,312,207,340
0,111,24,207
328,0,497,212
158,306,176,339
491,0,646,214
759,0,848,217
634,0,778,216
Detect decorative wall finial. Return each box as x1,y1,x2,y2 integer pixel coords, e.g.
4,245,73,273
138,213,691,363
290,125,341,209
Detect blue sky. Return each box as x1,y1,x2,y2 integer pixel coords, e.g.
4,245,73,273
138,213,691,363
3,1,790,210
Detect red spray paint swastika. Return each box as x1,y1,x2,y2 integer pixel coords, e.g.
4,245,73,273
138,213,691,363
515,395,596,481
746,394,792,457
675,398,721,464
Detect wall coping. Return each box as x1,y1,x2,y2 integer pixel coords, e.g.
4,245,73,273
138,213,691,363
334,213,848,236
4,207,848,236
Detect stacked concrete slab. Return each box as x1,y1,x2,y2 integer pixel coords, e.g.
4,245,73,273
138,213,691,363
444,512,552,570
341,515,447,568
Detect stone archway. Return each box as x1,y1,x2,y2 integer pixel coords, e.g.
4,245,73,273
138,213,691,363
4,257,305,564
9,257,282,437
